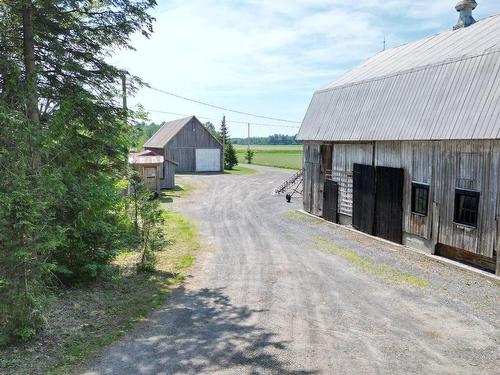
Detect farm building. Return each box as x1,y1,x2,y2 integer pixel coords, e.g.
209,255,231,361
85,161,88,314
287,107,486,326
144,116,223,189
128,149,173,193
297,1,500,275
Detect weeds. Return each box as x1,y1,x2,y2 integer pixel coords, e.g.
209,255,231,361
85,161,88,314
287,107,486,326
315,237,430,287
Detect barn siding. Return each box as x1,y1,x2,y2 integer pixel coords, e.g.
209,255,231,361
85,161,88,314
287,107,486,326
166,117,222,172
145,147,176,189
331,143,373,219
307,139,500,260
303,142,321,215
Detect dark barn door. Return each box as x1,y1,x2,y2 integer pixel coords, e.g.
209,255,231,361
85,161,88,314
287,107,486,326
352,164,376,235
323,180,338,223
375,166,404,244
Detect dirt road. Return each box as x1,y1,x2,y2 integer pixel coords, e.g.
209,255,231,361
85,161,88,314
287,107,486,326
84,165,499,375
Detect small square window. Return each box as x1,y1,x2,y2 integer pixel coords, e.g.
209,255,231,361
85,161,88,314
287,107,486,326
144,167,157,178
411,182,429,216
454,189,480,227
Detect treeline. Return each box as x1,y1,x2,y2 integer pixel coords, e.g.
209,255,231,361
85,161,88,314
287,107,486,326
132,122,162,151
0,1,157,345
232,134,301,145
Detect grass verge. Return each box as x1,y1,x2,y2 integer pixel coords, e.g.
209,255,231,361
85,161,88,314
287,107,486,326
315,237,430,287
0,193,200,375
224,166,257,175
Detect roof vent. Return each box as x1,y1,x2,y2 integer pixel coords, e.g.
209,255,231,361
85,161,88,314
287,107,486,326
453,0,477,30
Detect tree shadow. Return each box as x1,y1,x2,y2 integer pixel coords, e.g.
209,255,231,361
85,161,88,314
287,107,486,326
91,287,319,374
159,186,186,204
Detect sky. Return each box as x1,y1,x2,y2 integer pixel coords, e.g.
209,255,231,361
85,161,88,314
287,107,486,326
112,0,499,138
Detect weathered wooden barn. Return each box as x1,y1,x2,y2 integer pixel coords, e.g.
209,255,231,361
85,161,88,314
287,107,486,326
144,116,223,189
297,3,500,275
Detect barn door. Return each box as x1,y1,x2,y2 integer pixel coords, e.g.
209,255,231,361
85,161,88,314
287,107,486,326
375,166,404,244
352,163,376,235
323,180,338,223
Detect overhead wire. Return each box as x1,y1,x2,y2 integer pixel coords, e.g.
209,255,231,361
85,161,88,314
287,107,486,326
147,86,302,124
143,108,301,129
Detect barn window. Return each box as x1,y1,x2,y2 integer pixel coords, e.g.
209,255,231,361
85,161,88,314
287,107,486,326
454,189,480,227
144,167,157,179
411,182,429,216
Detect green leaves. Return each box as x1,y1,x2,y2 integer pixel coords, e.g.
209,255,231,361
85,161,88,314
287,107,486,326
0,0,156,344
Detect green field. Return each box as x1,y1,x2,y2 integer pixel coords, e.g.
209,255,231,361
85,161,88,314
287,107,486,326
234,144,303,170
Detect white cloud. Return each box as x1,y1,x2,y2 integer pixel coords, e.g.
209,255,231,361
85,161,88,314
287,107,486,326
113,0,499,137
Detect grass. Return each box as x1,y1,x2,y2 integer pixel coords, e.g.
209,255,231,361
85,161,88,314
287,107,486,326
0,188,200,375
235,144,303,170
159,183,194,203
224,166,257,175
315,237,430,288
286,210,324,223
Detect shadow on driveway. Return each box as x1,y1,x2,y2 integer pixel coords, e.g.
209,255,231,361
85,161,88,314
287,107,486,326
85,287,319,375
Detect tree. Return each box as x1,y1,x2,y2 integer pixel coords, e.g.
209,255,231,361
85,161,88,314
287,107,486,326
245,148,255,164
0,0,157,343
218,116,238,169
204,121,219,139
127,169,166,273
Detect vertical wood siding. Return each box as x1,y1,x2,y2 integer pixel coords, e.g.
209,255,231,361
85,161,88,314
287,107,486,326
309,139,500,258
166,118,222,172
332,143,373,216
303,142,322,215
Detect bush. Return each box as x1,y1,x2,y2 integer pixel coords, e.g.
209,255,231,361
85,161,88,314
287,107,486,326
127,169,166,273
245,149,254,164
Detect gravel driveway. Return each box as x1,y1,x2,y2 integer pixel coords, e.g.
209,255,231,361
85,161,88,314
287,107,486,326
83,165,499,375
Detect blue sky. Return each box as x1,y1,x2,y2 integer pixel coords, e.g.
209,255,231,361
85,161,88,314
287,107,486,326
113,0,499,138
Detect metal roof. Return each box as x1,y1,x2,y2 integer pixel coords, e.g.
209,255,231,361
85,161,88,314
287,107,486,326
297,14,500,141
144,116,194,148
129,150,165,165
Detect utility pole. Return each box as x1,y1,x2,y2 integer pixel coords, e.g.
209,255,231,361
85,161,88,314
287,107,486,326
122,74,128,123
247,123,250,150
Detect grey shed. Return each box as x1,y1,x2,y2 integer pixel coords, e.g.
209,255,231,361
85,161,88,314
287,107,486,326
145,116,223,189
297,9,500,275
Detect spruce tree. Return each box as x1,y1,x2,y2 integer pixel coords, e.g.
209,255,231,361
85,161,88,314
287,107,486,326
219,116,238,170
0,0,156,343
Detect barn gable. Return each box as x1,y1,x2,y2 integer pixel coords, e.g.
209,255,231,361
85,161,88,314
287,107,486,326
297,13,500,142
145,116,223,175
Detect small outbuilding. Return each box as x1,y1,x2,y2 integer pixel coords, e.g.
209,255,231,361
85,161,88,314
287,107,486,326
144,116,223,189
128,149,174,193
297,2,500,274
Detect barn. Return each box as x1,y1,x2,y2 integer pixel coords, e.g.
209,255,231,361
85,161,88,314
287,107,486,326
297,2,500,275
144,116,223,189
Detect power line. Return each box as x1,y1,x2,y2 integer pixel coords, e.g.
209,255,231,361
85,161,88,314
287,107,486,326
147,86,302,124
144,108,301,129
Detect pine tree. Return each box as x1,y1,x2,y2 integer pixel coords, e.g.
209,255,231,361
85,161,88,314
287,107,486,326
219,116,238,169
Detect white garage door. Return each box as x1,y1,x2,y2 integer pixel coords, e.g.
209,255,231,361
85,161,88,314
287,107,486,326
195,149,221,172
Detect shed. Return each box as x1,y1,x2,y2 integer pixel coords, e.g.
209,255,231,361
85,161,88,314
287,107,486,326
144,116,223,188
297,4,500,275
128,149,174,193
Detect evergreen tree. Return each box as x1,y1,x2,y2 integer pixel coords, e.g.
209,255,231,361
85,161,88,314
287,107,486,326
218,116,238,169
0,0,156,343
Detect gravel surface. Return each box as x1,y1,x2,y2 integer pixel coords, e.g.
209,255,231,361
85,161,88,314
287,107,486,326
83,165,500,375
